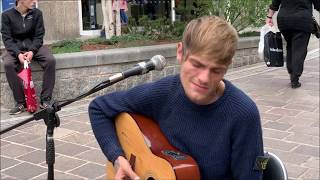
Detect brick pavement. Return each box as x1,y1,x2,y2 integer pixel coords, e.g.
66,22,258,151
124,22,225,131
1,49,319,180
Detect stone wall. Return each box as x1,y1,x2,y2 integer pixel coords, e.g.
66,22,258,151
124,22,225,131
1,37,262,108
39,0,80,41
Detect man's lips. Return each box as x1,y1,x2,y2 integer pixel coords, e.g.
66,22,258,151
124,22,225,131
192,82,208,92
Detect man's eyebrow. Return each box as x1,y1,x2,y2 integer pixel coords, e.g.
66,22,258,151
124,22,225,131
188,57,202,64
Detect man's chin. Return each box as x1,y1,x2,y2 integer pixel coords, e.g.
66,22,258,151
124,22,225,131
188,95,208,105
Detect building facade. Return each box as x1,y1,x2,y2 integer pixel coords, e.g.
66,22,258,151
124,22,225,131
1,0,181,41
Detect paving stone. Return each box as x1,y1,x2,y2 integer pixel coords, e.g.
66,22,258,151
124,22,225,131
86,130,95,136
302,157,319,169
17,150,47,165
57,117,75,127
2,162,47,179
299,169,319,180
0,139,11,147
75,149,107,165
288,126,319,137
55,142,91,156
13,119,40,131
293,145,319,157
96,174,107,180
266,149,310,166
60,133,96,146
260,113,283,121
31,171,83,180
283,103,318,112
69,113,91,123
0,129,21,138
0,156,21,170
60,121,92,133
257,105,272,113
3,132,42,145
310,121,319,128
0,173,16,180
264,121,293,131
1,144,36,158
86,140,101,149
285,133,319,146
277,116,316,127
263,138,299,151
68,163,105,179
256,99,288,107
296,111,319,120
285,163,308,179
53,127,76,139
262,128,292,140
266,107,302,117
23,138,66,150
22,123,47,136
50,155,86,172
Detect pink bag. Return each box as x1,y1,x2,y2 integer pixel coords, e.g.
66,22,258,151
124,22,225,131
18,61,38,113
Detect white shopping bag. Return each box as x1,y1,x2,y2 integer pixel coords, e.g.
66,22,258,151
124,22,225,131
258,25,272,60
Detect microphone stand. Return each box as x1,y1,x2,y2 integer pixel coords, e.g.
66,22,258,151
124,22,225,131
0,77,122,180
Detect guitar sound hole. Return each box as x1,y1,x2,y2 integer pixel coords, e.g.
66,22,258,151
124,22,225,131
147,178,155,180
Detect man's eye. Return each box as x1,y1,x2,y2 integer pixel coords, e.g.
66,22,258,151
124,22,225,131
212,70,224,74
192,62,202,68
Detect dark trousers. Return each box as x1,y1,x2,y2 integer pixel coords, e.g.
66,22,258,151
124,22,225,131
3,46,56,105
120,9,128,24
281,30,311,82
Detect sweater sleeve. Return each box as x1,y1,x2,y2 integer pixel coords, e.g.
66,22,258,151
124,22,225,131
269,0,281,11
231,99,264,180
88,82,160,163
1,12,22,58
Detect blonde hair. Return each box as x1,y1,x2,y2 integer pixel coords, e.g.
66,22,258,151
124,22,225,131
182,16,238,65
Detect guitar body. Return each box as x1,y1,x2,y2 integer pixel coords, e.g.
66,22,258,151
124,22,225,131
106,113,200,180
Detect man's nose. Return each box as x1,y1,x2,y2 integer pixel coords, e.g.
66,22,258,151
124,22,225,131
197,69,210,84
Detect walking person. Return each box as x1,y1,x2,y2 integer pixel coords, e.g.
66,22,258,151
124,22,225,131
112,0,128,24
1,0,56,114
89,16,264,180
266,0,320,88
119,0,128,24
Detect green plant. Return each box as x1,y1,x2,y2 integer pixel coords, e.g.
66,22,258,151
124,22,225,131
49,34,158,54
126,16,185,41
83,37,114,45
50,39,82,54
220,0,270,32
109,34,150,43
176,0,269,32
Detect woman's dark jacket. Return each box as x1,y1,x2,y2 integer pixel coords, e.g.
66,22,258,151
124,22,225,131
269,0,320,33
1,8,45,58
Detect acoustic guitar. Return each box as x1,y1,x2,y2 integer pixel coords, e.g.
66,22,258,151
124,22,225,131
106,112,201,180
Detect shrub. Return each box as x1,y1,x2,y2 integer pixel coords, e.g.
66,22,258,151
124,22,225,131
176,0,269,32
50,40,82,54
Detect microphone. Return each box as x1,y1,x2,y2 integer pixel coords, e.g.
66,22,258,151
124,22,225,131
108,55,167,83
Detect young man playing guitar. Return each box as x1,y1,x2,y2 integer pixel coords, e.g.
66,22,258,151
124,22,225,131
89,16,264,180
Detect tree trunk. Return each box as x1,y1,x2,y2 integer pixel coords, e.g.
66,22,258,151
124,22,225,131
102,0,114,39
114,0,122,36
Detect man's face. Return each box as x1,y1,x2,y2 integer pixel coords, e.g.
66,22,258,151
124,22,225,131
176,43,228,105
18,0,36,9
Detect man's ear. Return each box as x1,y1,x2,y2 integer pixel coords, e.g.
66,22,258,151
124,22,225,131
176,42,183,64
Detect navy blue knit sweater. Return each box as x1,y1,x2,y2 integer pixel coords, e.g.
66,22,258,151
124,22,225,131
89,75,264,180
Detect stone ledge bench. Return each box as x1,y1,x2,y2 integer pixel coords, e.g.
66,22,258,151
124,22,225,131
1,37,262,108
